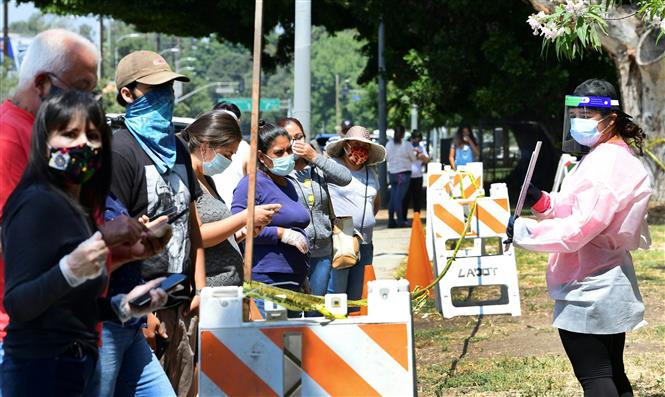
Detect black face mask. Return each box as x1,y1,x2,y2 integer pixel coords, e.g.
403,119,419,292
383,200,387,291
48,143,102,184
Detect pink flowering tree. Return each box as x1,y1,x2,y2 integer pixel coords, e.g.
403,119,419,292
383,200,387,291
528,0,665,202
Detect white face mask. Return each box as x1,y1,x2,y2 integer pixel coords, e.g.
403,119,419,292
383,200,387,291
570,116,610,147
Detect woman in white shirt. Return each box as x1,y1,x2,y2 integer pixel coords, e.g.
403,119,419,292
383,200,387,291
385,125,416,228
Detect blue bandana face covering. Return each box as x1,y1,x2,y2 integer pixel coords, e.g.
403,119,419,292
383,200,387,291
124,85,176,174
268,154,295,176
570,117,606,147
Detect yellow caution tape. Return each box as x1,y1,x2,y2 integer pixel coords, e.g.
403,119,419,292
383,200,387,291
242,199,478,320
449,170,483,198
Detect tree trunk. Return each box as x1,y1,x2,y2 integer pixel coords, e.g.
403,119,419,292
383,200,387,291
530,1,665,203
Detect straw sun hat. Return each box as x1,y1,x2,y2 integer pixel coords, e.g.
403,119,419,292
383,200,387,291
325,126,386,166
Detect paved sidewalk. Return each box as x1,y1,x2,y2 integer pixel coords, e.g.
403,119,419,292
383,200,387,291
370,209,424,279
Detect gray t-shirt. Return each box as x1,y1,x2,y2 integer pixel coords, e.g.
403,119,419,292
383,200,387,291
327,158,379,243
290,155,352,258
195,178,243,287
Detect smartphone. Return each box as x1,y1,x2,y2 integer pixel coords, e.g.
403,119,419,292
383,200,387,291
167,208,189,224
149,207,176,222
128,274,188,309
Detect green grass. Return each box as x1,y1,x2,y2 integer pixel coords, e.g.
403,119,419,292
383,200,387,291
426,355,575,397
414,225,665,396
419,353,665,397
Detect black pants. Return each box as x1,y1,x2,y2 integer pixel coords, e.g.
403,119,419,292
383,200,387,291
402,176,424,215
558,329,633,397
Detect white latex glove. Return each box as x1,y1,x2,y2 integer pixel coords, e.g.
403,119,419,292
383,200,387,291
112,277,169,322
280,228,309,254
59,231,109,287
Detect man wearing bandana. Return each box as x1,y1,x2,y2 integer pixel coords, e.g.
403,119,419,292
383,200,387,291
101,51,204,397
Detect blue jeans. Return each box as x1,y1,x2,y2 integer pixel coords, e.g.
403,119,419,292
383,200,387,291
308,256,332,296
96,321,175,397
389,171,412,225
2,347,97,397
328,243,374,312
306,256,332,316
253,274,304,318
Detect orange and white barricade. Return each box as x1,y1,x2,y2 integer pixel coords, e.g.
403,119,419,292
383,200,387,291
425,162,483,261
198,280,416,397
429,182,521,318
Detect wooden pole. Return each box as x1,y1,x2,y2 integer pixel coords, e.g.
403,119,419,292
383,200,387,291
243,0,263,283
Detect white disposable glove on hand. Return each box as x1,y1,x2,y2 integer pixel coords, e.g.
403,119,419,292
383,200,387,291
112,277,169,323
59,231,109,287
280,228,309,254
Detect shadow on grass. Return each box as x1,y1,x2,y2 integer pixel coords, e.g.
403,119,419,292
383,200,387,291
447,314,483,377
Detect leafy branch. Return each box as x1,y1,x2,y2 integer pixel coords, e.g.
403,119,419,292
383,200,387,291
527,0,665,59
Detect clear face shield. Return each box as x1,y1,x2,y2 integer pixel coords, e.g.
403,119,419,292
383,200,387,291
562,95,619,154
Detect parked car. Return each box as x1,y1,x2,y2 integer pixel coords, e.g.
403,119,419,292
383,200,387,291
314,133,337,151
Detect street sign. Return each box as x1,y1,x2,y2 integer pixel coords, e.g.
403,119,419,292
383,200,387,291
215,86,236,94
219,98,281,112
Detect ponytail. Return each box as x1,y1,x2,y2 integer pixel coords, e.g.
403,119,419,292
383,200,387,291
613,112,646,156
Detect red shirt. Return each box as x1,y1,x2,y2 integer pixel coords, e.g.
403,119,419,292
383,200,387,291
0,99,35,340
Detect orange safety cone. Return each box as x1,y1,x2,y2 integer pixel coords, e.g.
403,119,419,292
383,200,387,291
350,264,376,316
405,211,435,296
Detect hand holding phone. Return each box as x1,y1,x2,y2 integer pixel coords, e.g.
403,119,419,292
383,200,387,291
149,207,176,223
129,274,188,309
144,216,171,239
167,208,189,224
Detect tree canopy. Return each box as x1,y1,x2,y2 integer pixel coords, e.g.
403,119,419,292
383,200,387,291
26,0,355,70
23,0,616,129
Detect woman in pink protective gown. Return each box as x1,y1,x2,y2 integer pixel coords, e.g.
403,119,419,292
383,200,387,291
512,79,652,397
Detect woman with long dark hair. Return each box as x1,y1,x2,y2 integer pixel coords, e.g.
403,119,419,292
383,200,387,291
277,117,352,312
1,91,167,396
231,121,310,315
182,110,280,287
449,124,480,169
510,79,651,397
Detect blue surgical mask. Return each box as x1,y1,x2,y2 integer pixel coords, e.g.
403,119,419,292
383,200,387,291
570,117,607,147
267,154,295,176
124,85,176,174
203,153,232,176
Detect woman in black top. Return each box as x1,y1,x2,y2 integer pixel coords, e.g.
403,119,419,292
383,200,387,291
1,91,168,397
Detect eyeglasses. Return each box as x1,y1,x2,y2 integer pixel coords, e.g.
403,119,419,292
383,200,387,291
47,72,98,94
46,73,74,90
47,72,103,105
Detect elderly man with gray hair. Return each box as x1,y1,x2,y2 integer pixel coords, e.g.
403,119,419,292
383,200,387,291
0,28,99,394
